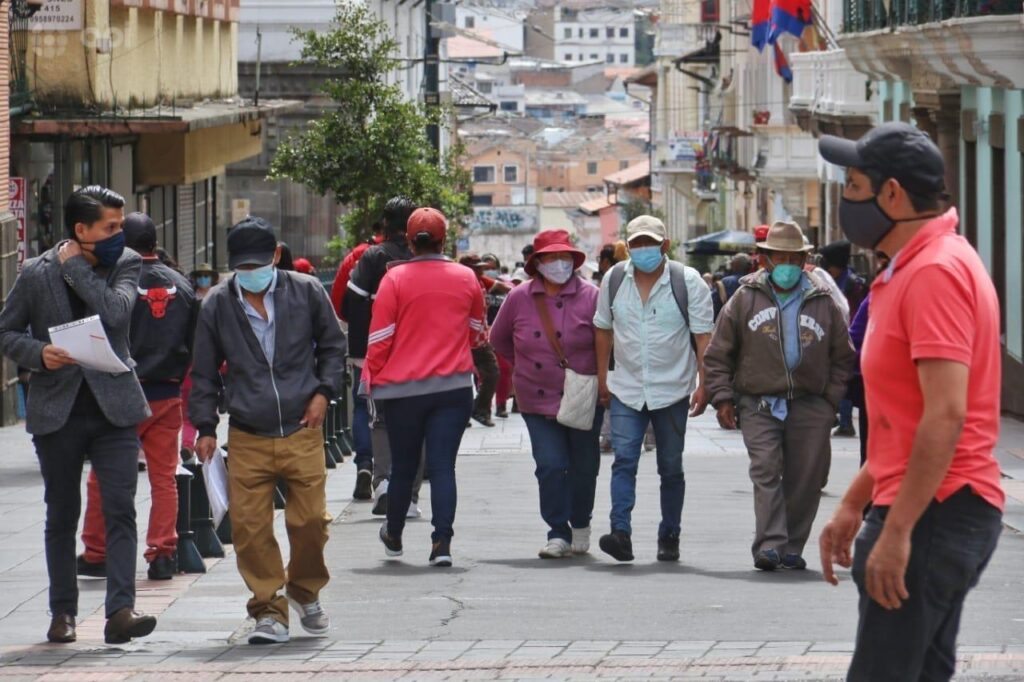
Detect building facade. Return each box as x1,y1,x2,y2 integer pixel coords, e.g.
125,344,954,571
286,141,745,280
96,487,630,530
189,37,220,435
835,0,1023,415
553,5,635,67
5,0,289,423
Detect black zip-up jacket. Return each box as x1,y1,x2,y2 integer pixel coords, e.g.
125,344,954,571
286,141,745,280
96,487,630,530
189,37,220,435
131,255,196,391
343,236,413,359
189,270,347,439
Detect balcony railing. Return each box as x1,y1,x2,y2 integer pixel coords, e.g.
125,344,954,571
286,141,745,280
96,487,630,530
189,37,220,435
844,0,1021,32
790,50,875,120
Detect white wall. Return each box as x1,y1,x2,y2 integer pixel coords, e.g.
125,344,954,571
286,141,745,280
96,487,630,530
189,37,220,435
239,0,336,63
455,6,525,53
239,0,428,108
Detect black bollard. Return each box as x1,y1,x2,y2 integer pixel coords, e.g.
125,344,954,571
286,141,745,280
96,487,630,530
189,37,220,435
182,459,225,559
274,478,287,509
326,402,345,464
175,470,206,574
334,394,353,457
323,417,337,470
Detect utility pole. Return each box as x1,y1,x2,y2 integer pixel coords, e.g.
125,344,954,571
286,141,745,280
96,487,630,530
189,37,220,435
424,0,441,163
254,25,262,107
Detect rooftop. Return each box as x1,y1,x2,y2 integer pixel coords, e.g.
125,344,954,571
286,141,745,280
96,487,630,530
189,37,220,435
604,159,651,186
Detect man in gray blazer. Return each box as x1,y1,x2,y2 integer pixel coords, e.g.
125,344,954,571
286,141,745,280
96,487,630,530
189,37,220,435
0,186,157,645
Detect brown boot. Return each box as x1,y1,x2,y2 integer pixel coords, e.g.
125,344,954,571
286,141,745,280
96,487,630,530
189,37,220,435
47,613,76,643
104,608,157,644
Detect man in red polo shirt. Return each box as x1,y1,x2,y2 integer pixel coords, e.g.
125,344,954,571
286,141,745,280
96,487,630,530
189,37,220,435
817,122,1004,682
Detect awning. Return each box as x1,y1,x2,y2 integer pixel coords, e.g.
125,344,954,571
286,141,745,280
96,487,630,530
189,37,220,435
685,229,757,255
14,99,302,186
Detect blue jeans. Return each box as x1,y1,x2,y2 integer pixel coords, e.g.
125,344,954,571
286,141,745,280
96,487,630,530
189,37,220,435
382,387,473,543
350,365,373,471
848,487,1001,681
522,408,603,542
609,396,689,539
838,397,854,430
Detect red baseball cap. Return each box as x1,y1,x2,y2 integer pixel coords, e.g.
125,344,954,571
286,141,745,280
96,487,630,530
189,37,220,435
524,229,585,277
754,224,770,242
406,207,448,244
293,257,314,274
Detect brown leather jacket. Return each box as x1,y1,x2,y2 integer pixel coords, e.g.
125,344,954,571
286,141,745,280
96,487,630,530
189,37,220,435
704,270,855,409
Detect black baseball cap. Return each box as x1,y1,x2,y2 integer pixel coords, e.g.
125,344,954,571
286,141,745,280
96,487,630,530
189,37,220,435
123,212,157,252
228,216,278,269
819,122,946,196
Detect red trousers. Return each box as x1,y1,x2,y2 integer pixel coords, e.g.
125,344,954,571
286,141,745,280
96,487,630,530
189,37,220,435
83,397,182,563
496,355,513,406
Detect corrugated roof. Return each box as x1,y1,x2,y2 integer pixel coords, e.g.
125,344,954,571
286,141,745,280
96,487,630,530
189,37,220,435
579,196,614,213
604,159,650,186
542,191,606,208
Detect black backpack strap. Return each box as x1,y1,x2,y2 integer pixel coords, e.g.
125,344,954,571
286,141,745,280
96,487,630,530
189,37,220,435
666,261,691,330
606,261,627,321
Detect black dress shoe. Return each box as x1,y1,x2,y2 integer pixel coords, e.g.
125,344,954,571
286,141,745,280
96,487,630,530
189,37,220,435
77,554,106,579
472,413,495,427
47,613,76,643
104,608,157,644
657,535,680,562
598,530,634,562
147,553,177,580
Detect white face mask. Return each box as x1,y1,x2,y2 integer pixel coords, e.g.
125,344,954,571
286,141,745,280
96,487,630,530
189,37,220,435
537,259,574,284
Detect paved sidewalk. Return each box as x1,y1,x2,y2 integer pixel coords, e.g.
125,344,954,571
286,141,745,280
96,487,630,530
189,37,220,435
0,412,1022,680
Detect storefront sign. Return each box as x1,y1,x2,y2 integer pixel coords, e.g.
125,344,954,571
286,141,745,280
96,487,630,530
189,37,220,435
10,178,27,272
29,0,83,32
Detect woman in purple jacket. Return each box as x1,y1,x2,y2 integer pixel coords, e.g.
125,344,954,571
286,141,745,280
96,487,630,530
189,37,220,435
491,230,602,559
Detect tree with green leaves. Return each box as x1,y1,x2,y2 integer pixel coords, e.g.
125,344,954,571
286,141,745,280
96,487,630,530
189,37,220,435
269,2,470,254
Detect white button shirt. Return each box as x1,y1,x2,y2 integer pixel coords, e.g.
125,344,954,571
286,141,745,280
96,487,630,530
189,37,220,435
594,260,714,412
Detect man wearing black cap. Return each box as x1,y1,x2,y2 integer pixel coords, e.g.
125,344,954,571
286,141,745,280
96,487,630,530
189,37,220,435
817,122,1005,681
190,216,347,645
79,213,196,581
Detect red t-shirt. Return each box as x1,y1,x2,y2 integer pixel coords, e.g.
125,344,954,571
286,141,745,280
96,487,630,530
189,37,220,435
861,208,1004,511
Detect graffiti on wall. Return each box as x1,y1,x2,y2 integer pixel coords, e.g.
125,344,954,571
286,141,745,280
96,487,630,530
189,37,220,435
469,206,539,234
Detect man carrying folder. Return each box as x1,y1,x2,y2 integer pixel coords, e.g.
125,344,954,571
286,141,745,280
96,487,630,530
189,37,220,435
0,186,158,644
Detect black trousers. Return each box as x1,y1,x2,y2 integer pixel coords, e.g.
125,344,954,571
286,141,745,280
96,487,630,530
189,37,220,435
848,487,1002,682
471,346,499,418
32,414,140,618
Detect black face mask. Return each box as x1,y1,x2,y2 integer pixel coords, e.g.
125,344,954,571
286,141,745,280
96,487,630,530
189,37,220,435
78,231,126,268
838,195,896,249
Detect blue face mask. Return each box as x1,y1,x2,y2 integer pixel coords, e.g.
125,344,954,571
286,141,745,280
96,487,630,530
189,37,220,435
630,246,665,273
196,275,213,289
79,231,126,268
235,264,275,293
770,263,803,290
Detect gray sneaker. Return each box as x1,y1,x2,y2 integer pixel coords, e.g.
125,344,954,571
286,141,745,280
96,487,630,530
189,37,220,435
287,597,331,636
247,616,289,644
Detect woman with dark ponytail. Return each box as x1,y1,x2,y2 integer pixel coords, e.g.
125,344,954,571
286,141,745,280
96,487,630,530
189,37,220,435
363,208,487,567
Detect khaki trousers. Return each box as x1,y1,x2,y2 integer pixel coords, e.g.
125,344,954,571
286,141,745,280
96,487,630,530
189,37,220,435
737,394,833,559
227,426,331,625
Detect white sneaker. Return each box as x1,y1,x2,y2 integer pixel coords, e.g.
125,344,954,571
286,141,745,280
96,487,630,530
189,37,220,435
248,616,289,644
538,538,571,559
571,526,591,555
406,503,422,519
287,597,330,636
